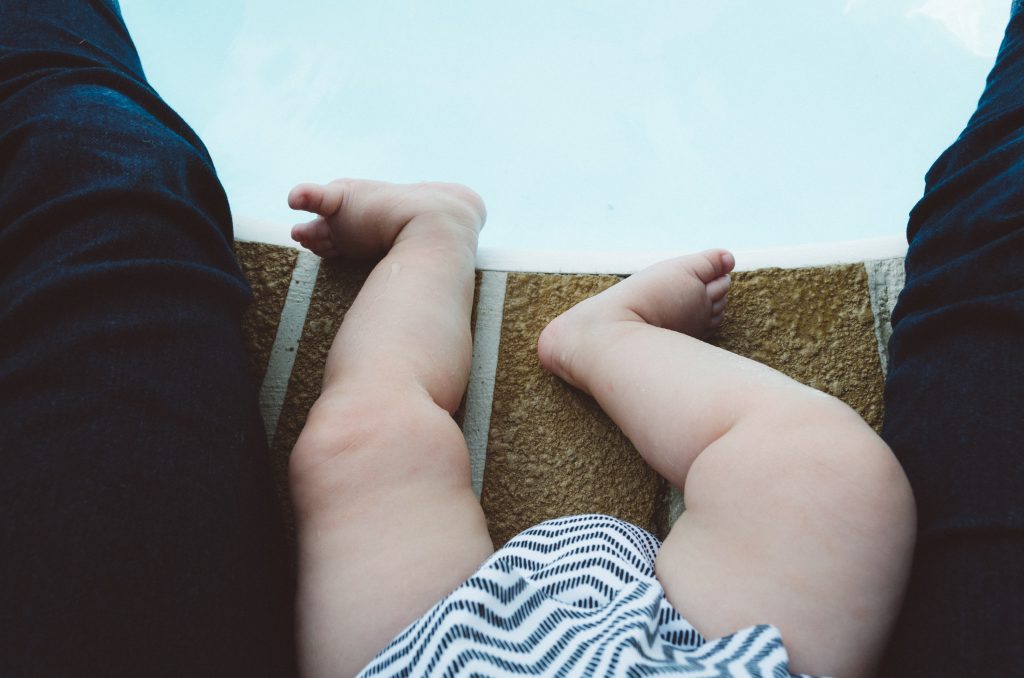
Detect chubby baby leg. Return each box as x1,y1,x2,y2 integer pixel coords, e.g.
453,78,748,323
538,251,915,678
288,180,493,678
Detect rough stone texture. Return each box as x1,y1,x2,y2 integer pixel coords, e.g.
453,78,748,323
479,264,884,545
715,264,885,431
234,241,299,385
480,273,666,548
235,250,886,547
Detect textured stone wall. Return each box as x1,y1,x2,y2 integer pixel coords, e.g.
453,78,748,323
234,241,902,546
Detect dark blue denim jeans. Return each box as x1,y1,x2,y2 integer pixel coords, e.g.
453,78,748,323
0,1,294,675
879,4,1024,676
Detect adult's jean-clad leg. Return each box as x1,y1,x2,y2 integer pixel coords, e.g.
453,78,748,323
0,1,295,676
880,3,1024,676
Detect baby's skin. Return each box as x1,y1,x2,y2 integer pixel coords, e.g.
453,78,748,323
287,179,915,678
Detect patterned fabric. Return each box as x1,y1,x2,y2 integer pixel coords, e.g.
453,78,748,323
357,514,817,677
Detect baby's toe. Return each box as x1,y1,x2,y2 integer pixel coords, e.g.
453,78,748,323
292,219,339,257
692,249,735,284
289,181,348,219
288,183,320,212
706,274,732,303
290,221,310,243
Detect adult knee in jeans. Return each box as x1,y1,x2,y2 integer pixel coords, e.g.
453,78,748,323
1,77,236,277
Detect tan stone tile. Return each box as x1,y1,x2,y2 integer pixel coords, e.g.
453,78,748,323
715,264,884,430
481,273,665,548
480,264,883,546
234,241,298,385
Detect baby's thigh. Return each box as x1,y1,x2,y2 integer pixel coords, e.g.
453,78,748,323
291,388,493,677
655,403,914,678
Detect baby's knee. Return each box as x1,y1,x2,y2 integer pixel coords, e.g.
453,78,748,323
7,80,232,263
692,396,915,534
19,82,210,183
290,387,469,509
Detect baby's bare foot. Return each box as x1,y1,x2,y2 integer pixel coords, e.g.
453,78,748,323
538,249,734,390
288,179,486,259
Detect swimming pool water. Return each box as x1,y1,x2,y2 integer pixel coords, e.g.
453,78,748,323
122,1,1006,252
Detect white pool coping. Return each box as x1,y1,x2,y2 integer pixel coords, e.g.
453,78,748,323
236,216,907,275
473,235,908,275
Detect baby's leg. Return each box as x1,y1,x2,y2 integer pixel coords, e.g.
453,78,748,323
288,180,493,678
538,251,915,678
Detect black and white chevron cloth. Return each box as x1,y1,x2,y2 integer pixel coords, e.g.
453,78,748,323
357,514,816,677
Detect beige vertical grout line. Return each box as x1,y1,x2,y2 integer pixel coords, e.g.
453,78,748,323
259,250,322,445
864,258,906,376
668,487,685,527
463,271,508,499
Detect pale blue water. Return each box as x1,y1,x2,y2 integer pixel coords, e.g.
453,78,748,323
121,1,1009,252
